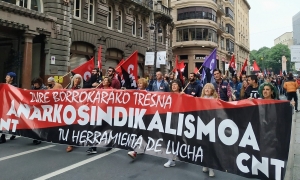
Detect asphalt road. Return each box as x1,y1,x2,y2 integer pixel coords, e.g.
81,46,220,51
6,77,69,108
0,136,252,180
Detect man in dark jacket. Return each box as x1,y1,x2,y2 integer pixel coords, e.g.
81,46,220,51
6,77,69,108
184,73,202,97
150,71,169,92
84,68,102,88
212,69,232,101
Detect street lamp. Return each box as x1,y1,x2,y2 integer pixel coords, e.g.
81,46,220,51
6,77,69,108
150,22,163,73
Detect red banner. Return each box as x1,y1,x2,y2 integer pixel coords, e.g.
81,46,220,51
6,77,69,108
0,84,292,180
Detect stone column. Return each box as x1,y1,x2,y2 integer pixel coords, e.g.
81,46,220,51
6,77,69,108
21,32,37,89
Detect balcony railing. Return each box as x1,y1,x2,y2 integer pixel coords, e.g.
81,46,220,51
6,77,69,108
218,24,225,31
131,0,153,10
217,4,225,15
155,4,171,16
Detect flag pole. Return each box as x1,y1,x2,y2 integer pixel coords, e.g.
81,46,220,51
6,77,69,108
94,82,103,89
181,65,203,92
64,83,70,89
56,72,71,83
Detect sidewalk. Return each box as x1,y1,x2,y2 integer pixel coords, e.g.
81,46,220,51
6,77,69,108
284,94,300,180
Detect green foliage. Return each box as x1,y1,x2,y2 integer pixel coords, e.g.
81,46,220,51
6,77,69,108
250,44,292,74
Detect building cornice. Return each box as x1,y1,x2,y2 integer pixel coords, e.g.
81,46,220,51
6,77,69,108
243,0,251,10
0,1,57,22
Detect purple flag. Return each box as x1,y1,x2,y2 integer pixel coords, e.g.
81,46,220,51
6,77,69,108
202,48,217,84
202,48,217,71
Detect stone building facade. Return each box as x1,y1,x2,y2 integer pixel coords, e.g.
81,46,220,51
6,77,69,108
170,0,250,77
274,32,294,48
0,0,172,88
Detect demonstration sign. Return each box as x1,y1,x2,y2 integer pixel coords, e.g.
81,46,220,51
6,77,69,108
0,84,292,180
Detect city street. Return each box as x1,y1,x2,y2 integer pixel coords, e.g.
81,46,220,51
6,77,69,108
0,136,251,180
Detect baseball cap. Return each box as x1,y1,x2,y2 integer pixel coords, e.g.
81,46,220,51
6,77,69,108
7,72,16,78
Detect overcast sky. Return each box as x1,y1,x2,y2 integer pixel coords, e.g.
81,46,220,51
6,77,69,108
249,0,299,51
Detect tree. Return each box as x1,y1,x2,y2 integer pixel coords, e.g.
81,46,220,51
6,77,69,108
250,44,292,74
268,44,291,73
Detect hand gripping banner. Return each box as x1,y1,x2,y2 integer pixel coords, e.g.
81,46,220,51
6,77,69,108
0,84,292,180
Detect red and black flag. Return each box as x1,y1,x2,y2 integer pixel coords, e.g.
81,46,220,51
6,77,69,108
115,51,138,89
228,55,236,76
71,57,95,82
240,59,248,76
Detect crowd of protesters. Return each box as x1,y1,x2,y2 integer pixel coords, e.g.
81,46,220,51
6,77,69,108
1,67,299,178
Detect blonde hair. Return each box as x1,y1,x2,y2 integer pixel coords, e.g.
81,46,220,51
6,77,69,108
240,80,247,99
137,78,148,90
201,83,218,99
69,74,83,89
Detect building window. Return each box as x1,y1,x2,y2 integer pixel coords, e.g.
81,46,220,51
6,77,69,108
117,10,122,32
226,39,235,52
225,24,234,36
19,0,28,8
225,7,234,20
176,26,217,43
132,17,136,36
87,0,94,22
177,6,217,22
221,37,224,50
73,0,81,18
158,26,163,43
12,0,42,12
107,6,112,28
140,19,144,38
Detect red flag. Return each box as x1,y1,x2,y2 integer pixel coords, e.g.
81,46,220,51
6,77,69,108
116,51,138,89
229,55,236,69
172,55,184,85
115,59,125,76
194,67,199,74
241,59,248,74
178,61,185,72
252,60,260,71
71,57,94,81
98,45,102,70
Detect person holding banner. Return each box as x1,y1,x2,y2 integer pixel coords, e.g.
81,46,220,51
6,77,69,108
164,79,183,168
47,77,63,89
212,69,232,101
105,67,121,89
200,83,217,177
84,68,102,88
87,76,114,154
0,72,17,143
66,74,83,152
127,78,149,159
258,82,279,100
184,73,202,97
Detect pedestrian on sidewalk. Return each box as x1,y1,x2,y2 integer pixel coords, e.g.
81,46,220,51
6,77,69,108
284,73,299,112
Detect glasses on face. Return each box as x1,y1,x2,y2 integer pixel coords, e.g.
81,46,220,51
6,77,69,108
107,70,112,72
